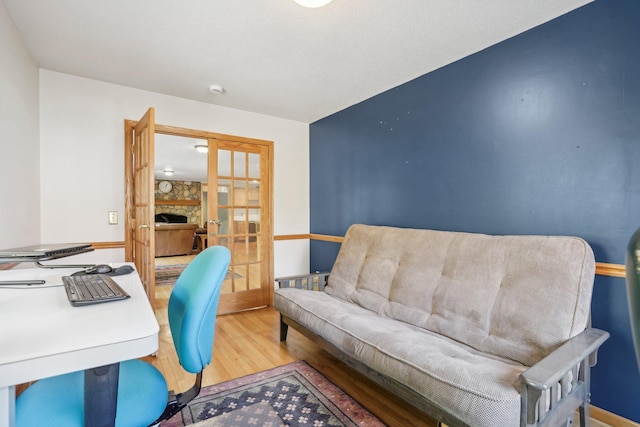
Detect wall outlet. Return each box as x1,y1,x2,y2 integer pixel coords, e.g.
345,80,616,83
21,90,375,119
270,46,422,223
108,211,118,225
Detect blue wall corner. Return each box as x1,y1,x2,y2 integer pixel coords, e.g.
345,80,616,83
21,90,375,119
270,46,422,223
590,276,640,417
310,0,640,421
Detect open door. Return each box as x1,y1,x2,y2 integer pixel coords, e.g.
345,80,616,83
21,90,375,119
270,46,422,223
208,137,273,314
125,108,156,305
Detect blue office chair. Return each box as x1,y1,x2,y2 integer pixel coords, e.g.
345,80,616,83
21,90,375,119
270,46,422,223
16,245,231,427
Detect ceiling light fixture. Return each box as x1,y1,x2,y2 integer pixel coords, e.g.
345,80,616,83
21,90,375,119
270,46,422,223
163,168,175,176
294,0,332,7
209,84,225,94
194,145,209,154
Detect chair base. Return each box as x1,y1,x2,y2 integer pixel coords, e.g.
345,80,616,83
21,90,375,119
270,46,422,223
149,371,203,426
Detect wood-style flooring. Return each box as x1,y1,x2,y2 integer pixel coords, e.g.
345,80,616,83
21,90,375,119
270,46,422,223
155,254,196,267
151,282,628,427
15,280,620,426
150,284,437,427
15,271,616,427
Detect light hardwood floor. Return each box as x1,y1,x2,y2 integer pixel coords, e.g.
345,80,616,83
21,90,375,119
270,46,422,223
155,255,196,267
151,285,623,427
14,284,623,427
151,285,437,426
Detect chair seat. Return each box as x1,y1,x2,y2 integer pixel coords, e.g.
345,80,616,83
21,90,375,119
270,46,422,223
16,359,167,427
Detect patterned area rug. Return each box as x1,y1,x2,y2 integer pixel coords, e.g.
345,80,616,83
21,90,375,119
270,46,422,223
162,361,384,427
155,264,188,286
156,264,239,286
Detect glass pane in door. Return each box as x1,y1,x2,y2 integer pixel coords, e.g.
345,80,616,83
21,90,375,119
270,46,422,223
218,150,231,175
216,179,230,235
248,153,260,178
234,151,246,178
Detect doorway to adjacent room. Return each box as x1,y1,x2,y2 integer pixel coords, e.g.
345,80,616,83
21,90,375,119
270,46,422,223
125,108,274,314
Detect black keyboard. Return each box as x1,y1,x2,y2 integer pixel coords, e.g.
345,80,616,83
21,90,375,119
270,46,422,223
62,274,130,306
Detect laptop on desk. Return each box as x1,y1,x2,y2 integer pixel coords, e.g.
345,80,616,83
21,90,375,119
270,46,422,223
0,243,93,260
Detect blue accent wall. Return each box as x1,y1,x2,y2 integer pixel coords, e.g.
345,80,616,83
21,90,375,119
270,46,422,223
309,0,640,421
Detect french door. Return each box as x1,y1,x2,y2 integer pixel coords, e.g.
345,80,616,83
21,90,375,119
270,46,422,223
125,108,156,305
209,138,272,314
125,111,273,313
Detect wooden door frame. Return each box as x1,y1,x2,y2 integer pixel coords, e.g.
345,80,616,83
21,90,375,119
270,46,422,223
124,122,275,306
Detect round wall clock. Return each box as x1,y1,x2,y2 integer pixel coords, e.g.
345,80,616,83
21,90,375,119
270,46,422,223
159,180,173,193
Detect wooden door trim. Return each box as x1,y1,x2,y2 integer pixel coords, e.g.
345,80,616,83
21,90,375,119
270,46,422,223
124,120,134,262
154,124,273,148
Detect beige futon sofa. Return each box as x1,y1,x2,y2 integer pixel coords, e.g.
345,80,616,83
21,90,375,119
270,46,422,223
274,224,609,427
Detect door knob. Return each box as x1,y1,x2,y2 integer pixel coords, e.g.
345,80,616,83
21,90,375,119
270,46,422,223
209,219,222,225
138,224,150,229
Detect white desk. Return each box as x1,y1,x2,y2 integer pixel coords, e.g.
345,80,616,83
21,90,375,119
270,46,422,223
0,265,159,427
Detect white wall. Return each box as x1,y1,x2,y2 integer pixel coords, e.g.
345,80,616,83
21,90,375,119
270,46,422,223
39,70,309,275
0,2,40,249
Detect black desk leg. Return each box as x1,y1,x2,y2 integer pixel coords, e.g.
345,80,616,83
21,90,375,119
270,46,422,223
84,363,119,427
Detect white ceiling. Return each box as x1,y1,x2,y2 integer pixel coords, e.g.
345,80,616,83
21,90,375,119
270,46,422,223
155,134,209,182
5,0,593,124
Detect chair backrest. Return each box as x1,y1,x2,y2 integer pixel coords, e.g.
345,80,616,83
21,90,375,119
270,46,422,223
627,227,640,373
168,246,231,373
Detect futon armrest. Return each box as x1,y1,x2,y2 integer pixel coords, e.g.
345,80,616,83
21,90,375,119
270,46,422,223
275,272,330,291
518,328,609,427
519,328,609,390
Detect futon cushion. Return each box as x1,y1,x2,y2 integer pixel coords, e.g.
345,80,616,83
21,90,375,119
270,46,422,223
274,288,525,427
325,224,595,366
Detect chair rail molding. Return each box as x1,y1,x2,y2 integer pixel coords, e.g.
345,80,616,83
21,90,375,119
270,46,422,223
63,237,625,279
276,234,625,279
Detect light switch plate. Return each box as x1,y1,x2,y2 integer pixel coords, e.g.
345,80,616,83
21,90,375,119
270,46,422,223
108,211,118,225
